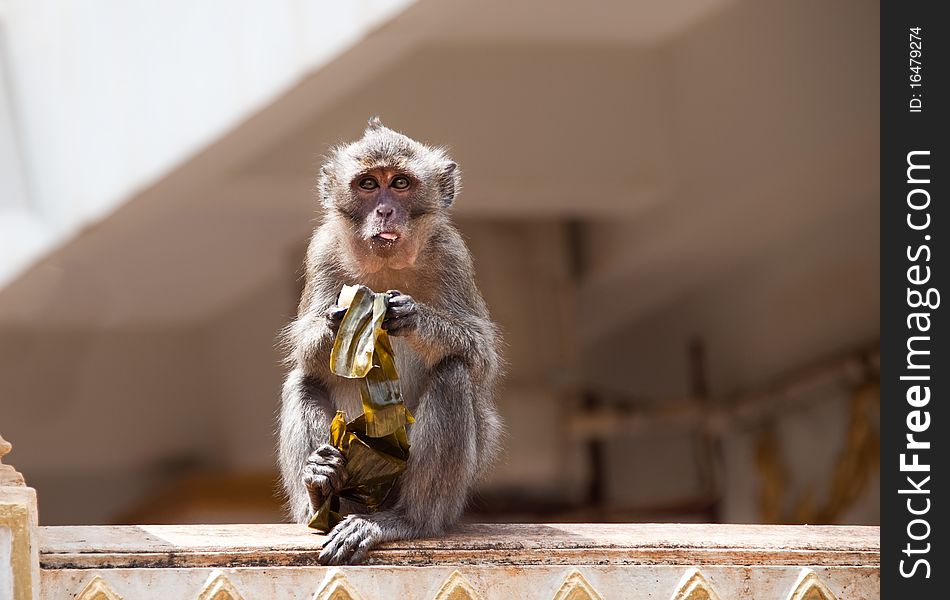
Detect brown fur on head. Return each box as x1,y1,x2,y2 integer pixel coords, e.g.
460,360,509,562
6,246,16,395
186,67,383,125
318,117,461,272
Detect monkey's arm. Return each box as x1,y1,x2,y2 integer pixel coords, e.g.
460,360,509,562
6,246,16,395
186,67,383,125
415,303,498,369
385,283,499,377
278,370,350,523
387,231,501,374
287,227,350,373
286,307,341,370
280,227,354,522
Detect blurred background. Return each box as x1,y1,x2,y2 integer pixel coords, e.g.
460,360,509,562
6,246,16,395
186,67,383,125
0,0,879,526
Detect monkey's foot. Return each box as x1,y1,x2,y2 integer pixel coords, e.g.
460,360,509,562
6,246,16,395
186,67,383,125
318,515,383,565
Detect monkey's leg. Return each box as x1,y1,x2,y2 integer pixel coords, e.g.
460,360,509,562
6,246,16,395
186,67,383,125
278,368,339,524
318,356,478,565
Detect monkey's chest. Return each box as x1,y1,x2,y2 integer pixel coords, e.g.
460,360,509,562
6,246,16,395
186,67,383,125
328,337,427,419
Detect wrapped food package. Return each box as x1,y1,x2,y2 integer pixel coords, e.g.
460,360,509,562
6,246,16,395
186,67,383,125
309,285,414,532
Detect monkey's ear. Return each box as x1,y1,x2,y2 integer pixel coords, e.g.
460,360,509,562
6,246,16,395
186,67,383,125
439,161,460,207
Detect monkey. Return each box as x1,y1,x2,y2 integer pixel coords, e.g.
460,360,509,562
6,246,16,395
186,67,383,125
278,117,503,565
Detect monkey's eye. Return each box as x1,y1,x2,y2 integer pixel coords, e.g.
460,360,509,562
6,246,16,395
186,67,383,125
358,177,379,191
390,175,411,190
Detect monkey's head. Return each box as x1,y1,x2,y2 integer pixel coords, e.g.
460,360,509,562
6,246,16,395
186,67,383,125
318,117,461,271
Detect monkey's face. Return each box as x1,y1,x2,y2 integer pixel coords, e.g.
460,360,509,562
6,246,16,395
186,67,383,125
349,166,419,259
320,120,461,271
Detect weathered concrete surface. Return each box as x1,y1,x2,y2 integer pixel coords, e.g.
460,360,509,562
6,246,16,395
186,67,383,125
35,523,880,599
42,564,880,600
40,523,879,569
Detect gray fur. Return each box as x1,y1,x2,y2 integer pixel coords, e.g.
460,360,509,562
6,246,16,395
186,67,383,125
278,119,502,565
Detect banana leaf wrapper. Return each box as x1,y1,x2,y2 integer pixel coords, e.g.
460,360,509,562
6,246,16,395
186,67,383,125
308,410,411,532
328,285,412,438
310,285,414,533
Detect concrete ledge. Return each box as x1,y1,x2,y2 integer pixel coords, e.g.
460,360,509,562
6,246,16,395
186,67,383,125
40,523,879,569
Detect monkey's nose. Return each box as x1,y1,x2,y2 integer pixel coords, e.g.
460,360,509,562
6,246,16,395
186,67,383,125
376,205,394,218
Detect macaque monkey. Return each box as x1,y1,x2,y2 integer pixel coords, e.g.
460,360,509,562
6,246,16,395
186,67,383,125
279,117,502,565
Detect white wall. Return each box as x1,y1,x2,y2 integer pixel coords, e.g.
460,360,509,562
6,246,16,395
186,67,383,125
0,0,412,286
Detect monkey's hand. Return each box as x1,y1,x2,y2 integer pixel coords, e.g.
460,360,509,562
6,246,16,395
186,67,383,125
323,305,348,334
302,444,348,513
318,514,385,565
383,290,418,336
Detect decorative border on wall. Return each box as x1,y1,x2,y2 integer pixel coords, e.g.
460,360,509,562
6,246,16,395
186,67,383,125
669,567,722,600
432,570,484,600
312,569,368,600
552,569,604,600
39,564,869,599
197,570,246,600
785,568,839,600
75,575,124,600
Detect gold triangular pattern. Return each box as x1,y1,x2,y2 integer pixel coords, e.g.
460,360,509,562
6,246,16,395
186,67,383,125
552,569,604,600
75,575,124,600
312,569,368,600
669,568,722,600
785,568,839,600
433,570,484,600
197,570,246,600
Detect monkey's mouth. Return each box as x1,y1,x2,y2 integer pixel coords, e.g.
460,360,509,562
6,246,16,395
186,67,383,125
373,232,401,244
